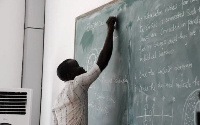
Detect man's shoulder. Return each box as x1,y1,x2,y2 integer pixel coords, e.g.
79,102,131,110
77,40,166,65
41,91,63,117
75,64,101,80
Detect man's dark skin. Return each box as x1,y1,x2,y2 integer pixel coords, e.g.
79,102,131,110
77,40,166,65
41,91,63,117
57,16,117,81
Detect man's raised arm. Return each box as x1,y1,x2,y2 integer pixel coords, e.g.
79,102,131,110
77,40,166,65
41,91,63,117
97,17,117,71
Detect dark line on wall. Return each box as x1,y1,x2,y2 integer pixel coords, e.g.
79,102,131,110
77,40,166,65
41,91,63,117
21,0,26,88
21,0,45,124
25,27,43,30
39,0,46,125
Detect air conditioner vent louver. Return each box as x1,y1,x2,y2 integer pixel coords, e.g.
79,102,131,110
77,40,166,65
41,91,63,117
0,88,32,125
0,92,27,115
0,123,11,125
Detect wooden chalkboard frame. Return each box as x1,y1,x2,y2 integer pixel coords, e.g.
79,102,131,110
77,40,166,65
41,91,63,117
74,0,123,58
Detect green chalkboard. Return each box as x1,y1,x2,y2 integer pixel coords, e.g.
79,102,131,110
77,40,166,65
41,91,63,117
74,0,200,124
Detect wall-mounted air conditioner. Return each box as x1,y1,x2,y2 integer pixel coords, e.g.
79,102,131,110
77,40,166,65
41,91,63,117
0,88,32,125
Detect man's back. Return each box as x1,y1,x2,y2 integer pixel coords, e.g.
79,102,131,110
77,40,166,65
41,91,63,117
52,64,101,125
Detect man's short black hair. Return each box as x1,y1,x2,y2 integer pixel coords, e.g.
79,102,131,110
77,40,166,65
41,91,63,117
57,59,71,81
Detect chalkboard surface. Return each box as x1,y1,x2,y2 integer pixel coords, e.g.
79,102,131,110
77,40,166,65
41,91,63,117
74,0,200,124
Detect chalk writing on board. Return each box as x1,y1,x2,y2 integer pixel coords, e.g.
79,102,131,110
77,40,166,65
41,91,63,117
134,0,200,124
86,48,127,117
136,96,175,125
137,3,200,63
136,76,200,94
86,48,99,71
88,102,109,116
136,8,163,22
139,49,175,62
135,63,193,79
164,3,178,12
85,21,105,31
88,90,117,116
182,0,199,9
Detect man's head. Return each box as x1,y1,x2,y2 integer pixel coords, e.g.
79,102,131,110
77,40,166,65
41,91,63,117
57,59,86,82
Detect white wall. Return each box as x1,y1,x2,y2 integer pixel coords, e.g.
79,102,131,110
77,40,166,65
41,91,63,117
0,0,25,88
40,0,113,125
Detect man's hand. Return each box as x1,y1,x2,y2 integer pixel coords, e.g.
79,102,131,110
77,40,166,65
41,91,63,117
106,16,117,32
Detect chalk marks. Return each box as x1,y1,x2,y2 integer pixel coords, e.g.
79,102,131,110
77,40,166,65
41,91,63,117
86,48,128,117
85,21,104,31
135,63,193,80
136,0,200,64
86,48,99,71
80,30,94,51
136,95,175,125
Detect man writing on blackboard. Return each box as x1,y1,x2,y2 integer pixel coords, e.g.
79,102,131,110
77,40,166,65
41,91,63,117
52,16,117,125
